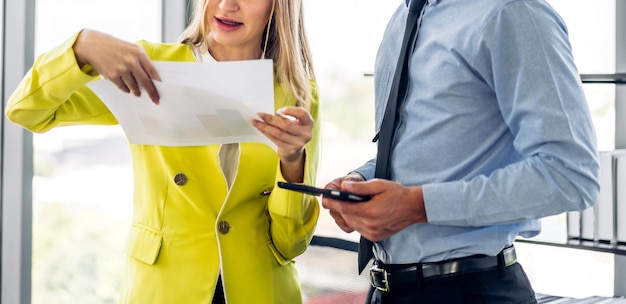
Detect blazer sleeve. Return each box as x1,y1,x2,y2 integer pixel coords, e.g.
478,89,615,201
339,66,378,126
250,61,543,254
5,31,117,132
267,81,321,262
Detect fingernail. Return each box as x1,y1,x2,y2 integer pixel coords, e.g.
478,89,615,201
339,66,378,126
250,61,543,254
276,111,297,122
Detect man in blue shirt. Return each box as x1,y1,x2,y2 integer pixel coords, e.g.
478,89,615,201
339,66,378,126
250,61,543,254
321,0,600,302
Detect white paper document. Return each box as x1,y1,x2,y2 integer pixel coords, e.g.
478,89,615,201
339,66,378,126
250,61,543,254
87,59,275,148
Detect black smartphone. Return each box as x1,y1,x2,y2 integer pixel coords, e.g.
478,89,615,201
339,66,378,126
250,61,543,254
276,181,371,203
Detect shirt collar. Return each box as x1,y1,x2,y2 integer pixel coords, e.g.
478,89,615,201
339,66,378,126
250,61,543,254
191,46,217,63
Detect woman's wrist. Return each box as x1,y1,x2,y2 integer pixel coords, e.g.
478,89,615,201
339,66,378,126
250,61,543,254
73,29,90,67
279,150,306,183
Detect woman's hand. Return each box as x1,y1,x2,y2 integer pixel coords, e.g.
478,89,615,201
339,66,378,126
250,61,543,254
73,29,161,104
252,106,314,183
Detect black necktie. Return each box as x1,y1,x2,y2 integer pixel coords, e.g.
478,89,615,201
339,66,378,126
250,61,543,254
357,0,428,274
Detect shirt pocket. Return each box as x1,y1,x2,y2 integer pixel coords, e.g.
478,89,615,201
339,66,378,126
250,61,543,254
125,223,163,265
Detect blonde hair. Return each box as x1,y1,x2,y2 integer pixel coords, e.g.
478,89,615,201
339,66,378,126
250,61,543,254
180,0,316,109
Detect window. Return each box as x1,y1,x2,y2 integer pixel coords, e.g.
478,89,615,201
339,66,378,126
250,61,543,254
2,0,624,302
31,1,161,303
304,0,403,241
549,0,616,152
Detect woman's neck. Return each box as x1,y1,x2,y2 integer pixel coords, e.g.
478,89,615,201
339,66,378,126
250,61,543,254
207,40,262,61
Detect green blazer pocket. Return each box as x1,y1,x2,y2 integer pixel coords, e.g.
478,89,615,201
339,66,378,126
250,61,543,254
125,223,163,265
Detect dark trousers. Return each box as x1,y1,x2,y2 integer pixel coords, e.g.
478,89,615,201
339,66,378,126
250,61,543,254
212,275,226,304
368,263,537,304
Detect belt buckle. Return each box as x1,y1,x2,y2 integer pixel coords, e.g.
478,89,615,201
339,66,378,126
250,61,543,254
370,266,390,292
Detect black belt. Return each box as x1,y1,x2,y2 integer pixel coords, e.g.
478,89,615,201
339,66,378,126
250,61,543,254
370,245,517,292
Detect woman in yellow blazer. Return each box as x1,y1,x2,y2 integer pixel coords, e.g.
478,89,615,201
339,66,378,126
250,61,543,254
5,0,320,303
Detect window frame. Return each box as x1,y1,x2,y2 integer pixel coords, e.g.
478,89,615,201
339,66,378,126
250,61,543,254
0,1,188,303
1,0,35,303
617,1,626,149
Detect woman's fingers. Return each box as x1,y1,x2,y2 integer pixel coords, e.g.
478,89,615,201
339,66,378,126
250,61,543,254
255,112,311,145
137,54,161,104
253,109,314,162
278,106,313,126
74,30,160,104
111,76,130,94
120,73,140,97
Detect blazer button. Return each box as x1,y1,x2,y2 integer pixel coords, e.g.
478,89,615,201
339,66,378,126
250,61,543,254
218,221,231,234
174,173,187,186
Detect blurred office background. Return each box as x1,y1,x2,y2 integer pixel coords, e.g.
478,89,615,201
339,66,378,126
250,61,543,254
1,0,625,303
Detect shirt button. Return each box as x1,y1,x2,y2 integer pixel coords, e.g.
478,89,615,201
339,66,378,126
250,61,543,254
218,221,231,234
174,173,187,186
260,188,272,196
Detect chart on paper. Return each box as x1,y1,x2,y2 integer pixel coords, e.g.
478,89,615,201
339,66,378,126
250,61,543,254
87,59,276,148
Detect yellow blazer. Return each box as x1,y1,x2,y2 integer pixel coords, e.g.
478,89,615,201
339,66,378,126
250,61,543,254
6,32,321,304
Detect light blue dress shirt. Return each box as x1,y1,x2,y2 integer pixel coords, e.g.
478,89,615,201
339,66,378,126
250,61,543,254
354,0,600,264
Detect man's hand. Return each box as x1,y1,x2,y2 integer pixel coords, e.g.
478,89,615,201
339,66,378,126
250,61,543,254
322,178,427,242
320,172,365,233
